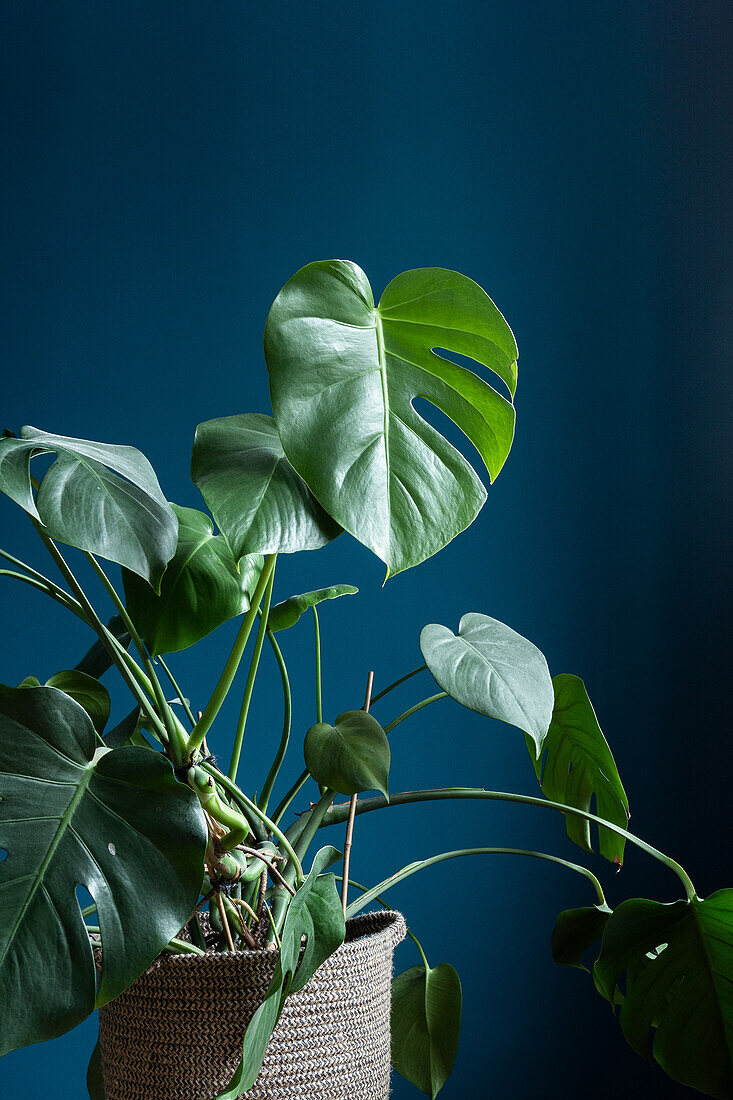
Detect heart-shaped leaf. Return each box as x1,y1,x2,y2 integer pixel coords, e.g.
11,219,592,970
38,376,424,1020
0,684,207,1056
304,710,390,796
122,504,264,655
215,847,345,1099
594,893,733,1098
420,612,553,754
265,260,517,577
268,584,359,633
551,905,612,971
531,674,629,862
0,428,177,590
391,962,462,1098
45,670,111,733
191,413,341,559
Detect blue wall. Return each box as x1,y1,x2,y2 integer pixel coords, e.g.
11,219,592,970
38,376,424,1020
1,2,731,1097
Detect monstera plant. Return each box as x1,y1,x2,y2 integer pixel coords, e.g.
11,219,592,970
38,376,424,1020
0,259,731,1099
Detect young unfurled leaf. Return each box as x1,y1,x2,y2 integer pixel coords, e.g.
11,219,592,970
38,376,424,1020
420,612,553,754
304,710,390,797
531,674,629,863
391,962,462,1098
0,427,177,590
593,893,733,1098
122,505,263,655
265,260,517,577
268,584,358,633
191,413,341,559
551,905,612,971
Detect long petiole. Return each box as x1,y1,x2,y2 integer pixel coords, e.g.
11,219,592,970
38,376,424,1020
319,787,697,900
383,692,448,734
312,604,323,723
335,875,433,969
257,627,292,814
188,555,276,756
370,664,428,705
0,547,77,600
271,768,310,826
157,655,196,728
229,558,276,782
345,847,608,918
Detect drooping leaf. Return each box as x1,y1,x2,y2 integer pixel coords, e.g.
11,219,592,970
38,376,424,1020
391,962,462,1098
593,893,733,1098
304,711,390,797
0,428,177,590
86,1035,105,1099
265,260,517,577
122,504,264,655
74,616,131,679
551,905,612,971
215,847,345,1099
191,413,341,559
531,674,629,862
0,684,207,1056
45,670,111,733
420,612,553,754
268,584,359,633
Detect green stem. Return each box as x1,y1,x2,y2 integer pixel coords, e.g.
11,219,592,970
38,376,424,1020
335,875,430,967
188,556,276,756
271,768,310,826
312,604,322,723
383,692,448,734
320,787,697,901
290,787,335,871
346,847,608,918
157,655,196,728
370,665,427,705
258,628,292,814
85,553,186,765
0,547,77,599
229,559,276,782
163,936,206,957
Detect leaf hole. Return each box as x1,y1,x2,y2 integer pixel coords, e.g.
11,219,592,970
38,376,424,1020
432,346,515,404
107,842,116,855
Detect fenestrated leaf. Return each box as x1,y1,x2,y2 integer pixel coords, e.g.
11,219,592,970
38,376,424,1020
391,962,462,1098
74,616,131,679
122,504,264,655
0,684,207,1056
531,674,629,863
593,893,733,1098
268,584,358,633
265,260,517,577
45,670,111,733
552,905,612,971
0,427,178,590
191,413,341,559
86,1035,105,1099
420,612,553,754
214,847,345,1099
304,711,390,797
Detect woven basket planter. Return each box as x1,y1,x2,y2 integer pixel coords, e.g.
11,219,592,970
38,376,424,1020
98,910,406,1100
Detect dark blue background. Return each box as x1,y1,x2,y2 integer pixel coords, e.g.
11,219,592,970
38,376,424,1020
1,2,731,1097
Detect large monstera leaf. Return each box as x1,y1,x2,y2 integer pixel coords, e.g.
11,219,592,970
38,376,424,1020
264,261,518,577
122,504,264,655
0,427,177,589
191,413,340,558
0,684,207,1056
594,893,733,1098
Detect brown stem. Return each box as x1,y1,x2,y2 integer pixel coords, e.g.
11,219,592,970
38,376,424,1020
238,846,296,897
214,892,235,952
342,670,374,915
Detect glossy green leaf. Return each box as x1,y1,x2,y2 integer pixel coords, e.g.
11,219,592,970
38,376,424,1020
420,612,553,754
74,616,131,679
0,684,207,1056
215,847,345,1099
531,674,629,863
391,962,462,1098
86,1035,105,1099
594,893,733,1098
45,670,111,733
17,675,41,688
304,710,390,797
265,260,517,577
103,707,144,748
191,413,340,559
551,905,611,971
0,427,177,590
268,584,359,633
122,504,264,655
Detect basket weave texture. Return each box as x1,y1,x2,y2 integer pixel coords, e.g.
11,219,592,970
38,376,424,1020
98,910,406,1100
